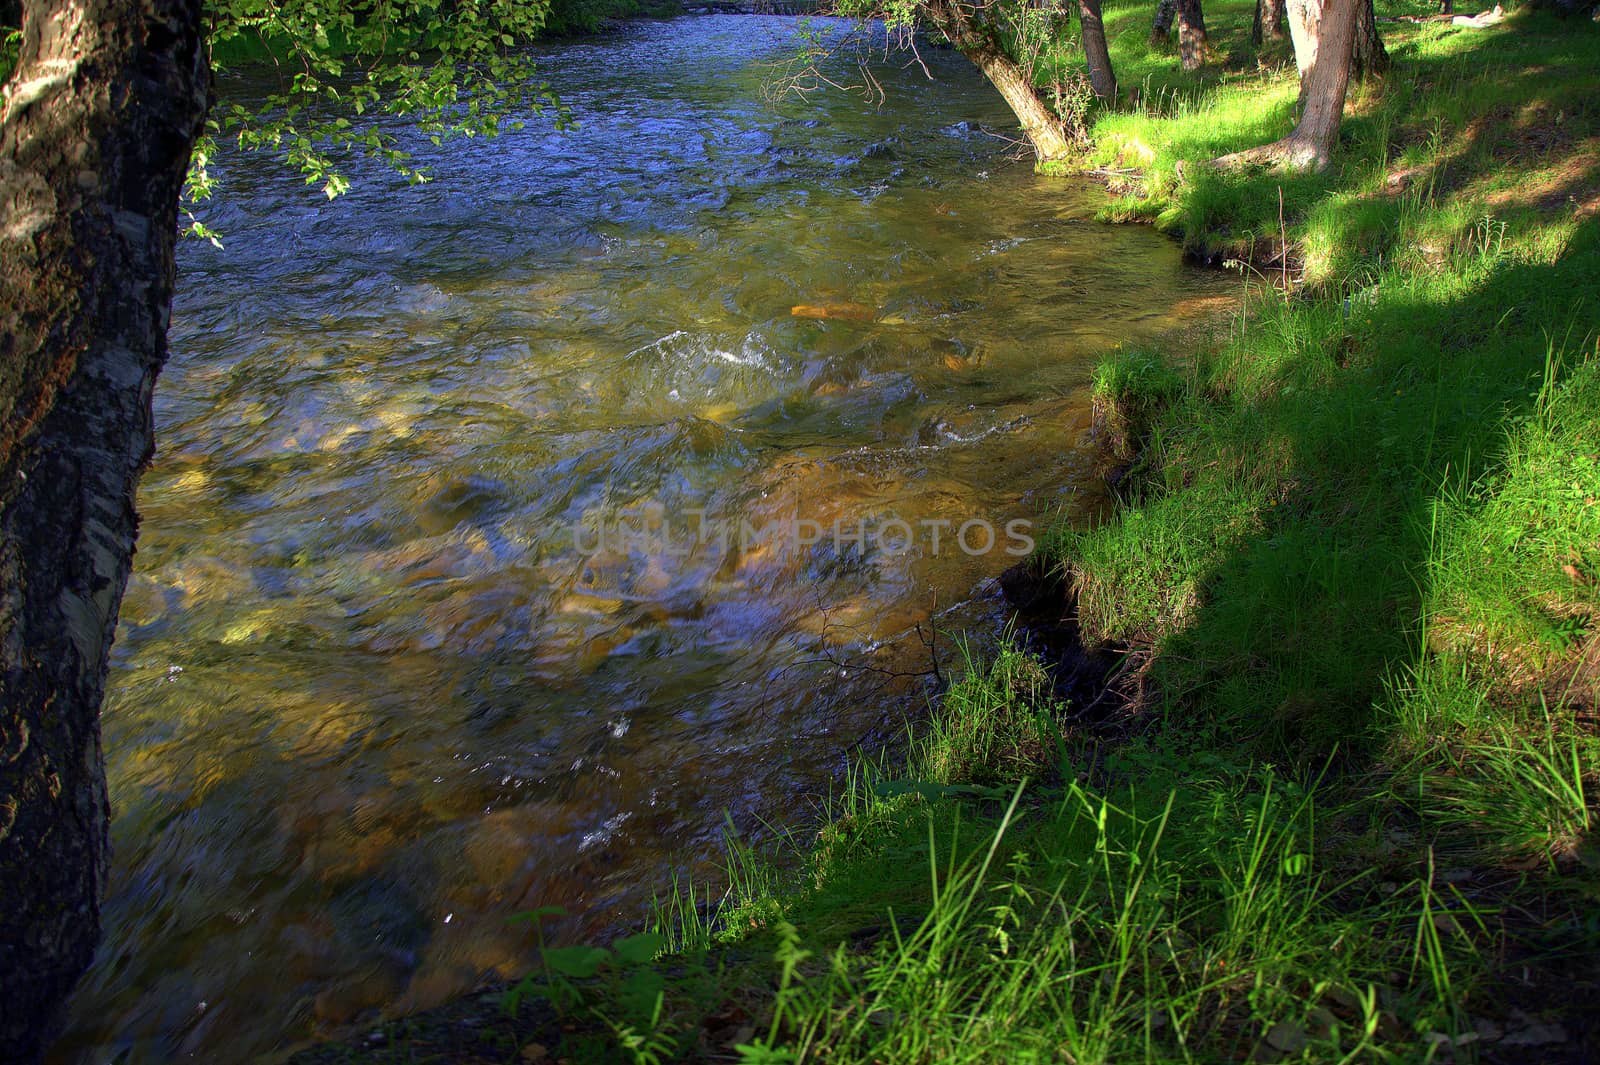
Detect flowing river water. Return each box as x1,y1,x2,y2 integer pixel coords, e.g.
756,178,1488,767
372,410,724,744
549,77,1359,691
54,16,1228,1062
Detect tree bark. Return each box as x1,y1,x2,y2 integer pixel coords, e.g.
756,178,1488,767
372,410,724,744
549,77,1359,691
1253,0,1288,45
1150,0,1177,47
1176,0,1213,71
1350,0,1388,79
1292,0,1359,169
924,0,1080,162
1216,0,1358,169
0,0,208,1060
1286,0,1318,76
1287,0,1381,83
1078,0,1118,103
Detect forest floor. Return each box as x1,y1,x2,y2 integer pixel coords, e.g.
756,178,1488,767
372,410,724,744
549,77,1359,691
288,4,1600,1063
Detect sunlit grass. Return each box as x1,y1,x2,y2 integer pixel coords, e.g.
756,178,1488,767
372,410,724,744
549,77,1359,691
612,647,1493,1064
1068,5,1600,282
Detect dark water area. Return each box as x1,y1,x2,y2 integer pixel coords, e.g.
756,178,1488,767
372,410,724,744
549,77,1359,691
54,16,1228,1062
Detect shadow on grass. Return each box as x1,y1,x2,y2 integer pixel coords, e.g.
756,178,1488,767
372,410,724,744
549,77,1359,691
1114,215,1600,755
1057,9,1600,756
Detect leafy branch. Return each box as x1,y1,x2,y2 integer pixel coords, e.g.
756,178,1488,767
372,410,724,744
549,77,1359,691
188,0,572,233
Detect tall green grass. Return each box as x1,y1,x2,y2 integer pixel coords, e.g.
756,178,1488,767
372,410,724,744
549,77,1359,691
628,645,1491,1063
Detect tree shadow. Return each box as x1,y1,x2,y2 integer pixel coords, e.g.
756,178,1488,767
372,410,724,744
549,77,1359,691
1085,9,1600,757
1140,213,1600,756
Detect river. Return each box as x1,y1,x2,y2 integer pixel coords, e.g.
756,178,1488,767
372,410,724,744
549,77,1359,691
54,16,1226,1062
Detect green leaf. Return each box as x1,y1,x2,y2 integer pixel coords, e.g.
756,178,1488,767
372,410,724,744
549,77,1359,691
617,967,666,1018
506,904,567,926
611,931,665,966
500,974,537,1017
541,944,609,979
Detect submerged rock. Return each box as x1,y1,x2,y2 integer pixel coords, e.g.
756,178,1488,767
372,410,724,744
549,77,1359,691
790,302,877,322
416,476,507,537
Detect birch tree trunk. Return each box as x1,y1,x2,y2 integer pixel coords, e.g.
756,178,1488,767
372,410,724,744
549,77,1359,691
1287,0,1379,80
1287,0,1320,76
0,0,208,1059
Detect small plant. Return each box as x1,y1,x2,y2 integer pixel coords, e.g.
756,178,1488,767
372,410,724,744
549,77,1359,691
910,636,1064,786
1,26,21,81
733,922,810,1064
1451,213,1508,269
649,869,719,954
504,908,679,1063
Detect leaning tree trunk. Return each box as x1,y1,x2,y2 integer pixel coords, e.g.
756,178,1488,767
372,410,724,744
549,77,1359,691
1176,0,1214,70
1150,0,1178,47
924,0,1080,161
1219,0,1358,169
0,0,208,1060
1349,0,1388,79
1079,0,1118,103
967,38,1079,160
1253,0,1288,44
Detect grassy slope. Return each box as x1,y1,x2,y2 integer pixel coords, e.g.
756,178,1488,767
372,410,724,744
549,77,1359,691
295,6,1600,1064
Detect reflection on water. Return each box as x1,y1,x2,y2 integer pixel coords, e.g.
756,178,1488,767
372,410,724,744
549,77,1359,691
56,16,1228,1063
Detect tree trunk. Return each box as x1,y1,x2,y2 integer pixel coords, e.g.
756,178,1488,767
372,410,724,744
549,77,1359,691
0,0,208,1060
1176,0,1213,70
924,0,1080,162
1079,0,1118,103
1220,0,1358,170
1287,0,1380,82
970,39,1078,160
1350,0,1388,79
1291,0,1360,168
1253,0,1288,44
1286,0,1317,76
1150,0,1177,47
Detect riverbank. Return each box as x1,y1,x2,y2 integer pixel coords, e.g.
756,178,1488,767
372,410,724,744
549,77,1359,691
283,7,1599,1064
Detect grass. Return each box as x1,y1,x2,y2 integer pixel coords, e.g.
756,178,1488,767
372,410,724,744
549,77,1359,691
289,4,1600,1063
1083,0,1600,277
559,659,1500,1065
